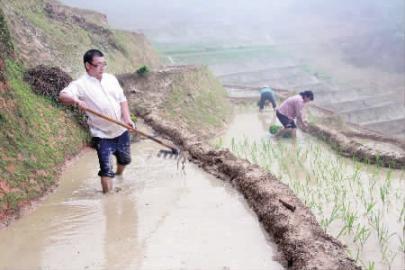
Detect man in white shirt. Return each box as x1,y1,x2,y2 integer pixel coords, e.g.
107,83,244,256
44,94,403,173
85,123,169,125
59,49,134,193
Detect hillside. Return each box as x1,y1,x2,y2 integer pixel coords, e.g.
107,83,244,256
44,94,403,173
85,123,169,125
1,0,161,77
0,7,88,222
0,1,232,222
118,65,232,140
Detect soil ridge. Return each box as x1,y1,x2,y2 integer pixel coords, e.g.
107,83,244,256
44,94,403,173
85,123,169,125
141,112,360,270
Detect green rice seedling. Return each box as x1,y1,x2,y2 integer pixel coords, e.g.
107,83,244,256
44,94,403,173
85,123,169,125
213,137,224,149
320,203,340,232
353,224,370,247
375,154,382,168
225,136,404,269
379,185,389,204
365,200,376,215
370,211,382,235
231,137,236,152
345,211,357,233
399,203,404,223
269,124,282,134
382,246,397,268
398,233,404,253
365,261,375,270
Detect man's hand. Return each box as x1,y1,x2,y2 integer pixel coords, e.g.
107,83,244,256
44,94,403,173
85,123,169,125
123,118,135,129
75,99,88,111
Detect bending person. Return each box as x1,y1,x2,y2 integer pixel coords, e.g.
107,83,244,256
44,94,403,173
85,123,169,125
275,90,314,139
258,85,277,112
59,49,134,193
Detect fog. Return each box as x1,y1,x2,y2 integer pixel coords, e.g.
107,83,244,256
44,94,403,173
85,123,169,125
61,0,405,138
62,0,404,72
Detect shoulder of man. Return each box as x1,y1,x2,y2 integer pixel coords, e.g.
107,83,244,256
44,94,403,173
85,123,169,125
102,73,116,79
74,73,90,83
104,73,121,83
64,74,85,88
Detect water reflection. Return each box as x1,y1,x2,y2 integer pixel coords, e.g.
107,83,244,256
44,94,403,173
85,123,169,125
103,192,141,269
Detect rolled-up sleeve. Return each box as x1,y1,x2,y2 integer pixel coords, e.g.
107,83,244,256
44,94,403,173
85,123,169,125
60,81,80,99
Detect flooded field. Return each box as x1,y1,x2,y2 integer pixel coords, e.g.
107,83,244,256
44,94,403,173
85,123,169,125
217,106,405,269
162,43,405,140
0,139,283,270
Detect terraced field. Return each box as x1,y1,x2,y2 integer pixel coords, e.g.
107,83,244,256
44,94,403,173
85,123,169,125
162,44,405,140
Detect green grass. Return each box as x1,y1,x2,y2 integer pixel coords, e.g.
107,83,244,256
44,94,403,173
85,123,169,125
164,67,232,133
4,0,160,77
0,8,14,58
0,58,88,212
223,136,404,269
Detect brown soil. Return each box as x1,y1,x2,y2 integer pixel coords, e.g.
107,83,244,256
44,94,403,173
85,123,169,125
276,90,405,169
306,123,404,169
118,65,231,140
23,65,72,102
140,112,360,270
18,66,363,268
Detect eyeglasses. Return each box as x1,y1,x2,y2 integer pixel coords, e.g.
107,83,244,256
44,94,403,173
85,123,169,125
89,62,107,68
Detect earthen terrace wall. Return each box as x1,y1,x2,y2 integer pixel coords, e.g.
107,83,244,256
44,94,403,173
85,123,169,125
142,112,360,270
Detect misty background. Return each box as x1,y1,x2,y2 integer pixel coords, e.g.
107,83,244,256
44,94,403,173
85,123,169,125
61,0,405,137
61,0,404,72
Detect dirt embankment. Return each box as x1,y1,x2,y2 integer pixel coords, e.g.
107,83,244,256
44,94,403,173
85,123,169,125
115,73,360,269
137,111,360,270
306,122,405,169
118,65,232,140
274,90,405,169
19,66,360,268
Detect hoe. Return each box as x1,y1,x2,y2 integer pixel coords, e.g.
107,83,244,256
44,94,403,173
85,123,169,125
83,107,180,158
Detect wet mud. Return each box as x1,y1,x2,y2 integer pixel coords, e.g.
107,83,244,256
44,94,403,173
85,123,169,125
15,66,373,268
306,123,405,169
275,91,405,169
0,140,284,270
142,112,360,270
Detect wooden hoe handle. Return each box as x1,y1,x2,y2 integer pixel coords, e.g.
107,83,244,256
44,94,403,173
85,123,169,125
83,107,178,153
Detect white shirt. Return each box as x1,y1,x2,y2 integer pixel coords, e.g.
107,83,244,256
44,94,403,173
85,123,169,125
60,73,127,138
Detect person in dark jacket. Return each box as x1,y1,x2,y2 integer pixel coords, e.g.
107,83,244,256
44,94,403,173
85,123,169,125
257,86,276,112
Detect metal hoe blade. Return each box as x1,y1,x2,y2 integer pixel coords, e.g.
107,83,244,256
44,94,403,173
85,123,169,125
157,149,179,159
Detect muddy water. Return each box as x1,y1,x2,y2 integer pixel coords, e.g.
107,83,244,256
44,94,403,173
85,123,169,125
220,105,405,270
0,139,284,270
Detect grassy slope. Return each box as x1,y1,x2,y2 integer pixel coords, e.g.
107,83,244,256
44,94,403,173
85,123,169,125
163,67,232,135
119,65,233,139
0,1,233,220
0,0,164,218
1,0,161,77
0,60,88,213
0,7,88,217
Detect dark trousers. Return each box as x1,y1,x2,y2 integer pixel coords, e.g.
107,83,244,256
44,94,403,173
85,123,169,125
92,131,131,177
258,92,276,110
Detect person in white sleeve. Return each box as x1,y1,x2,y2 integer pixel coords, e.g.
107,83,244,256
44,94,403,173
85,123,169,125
59,49,134,193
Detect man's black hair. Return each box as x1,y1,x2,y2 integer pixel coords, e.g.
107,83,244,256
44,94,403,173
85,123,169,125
83,49,104,66
299,90,314,101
